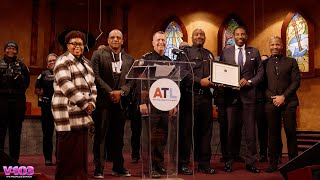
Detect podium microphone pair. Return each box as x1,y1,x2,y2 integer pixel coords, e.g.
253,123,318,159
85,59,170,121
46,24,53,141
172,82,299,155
172,48,185,55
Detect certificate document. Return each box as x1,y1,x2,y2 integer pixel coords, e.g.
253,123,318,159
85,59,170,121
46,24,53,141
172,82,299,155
211,61,240,87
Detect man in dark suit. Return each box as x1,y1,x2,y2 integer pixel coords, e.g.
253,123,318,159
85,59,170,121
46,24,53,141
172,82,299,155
216,44,244,163
91,29,134,178
220,26,264,173
264,36,300,173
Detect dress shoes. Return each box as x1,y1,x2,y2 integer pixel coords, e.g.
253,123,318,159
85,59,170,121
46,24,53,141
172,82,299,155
155,165,167,174
151,170,161,178
224,163,232,172
198,167,216,174
245,164,260,173
93,167,104,179
265,164,278,173
112,167,131,177
45,159,53,166
179,166,193,175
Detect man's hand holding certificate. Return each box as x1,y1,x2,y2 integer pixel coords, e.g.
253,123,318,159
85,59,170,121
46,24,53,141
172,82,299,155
210,61,240,88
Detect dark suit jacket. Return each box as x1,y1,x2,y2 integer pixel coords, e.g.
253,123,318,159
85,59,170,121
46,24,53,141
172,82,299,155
91,47,134,108
264,55,300,107
220,45,264,104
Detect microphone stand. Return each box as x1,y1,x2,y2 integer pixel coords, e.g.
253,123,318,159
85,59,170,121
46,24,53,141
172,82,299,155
177,52,196,179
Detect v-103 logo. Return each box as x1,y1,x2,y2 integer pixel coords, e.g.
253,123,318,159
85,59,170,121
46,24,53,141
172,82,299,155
149,78,180,111
3,166,34,177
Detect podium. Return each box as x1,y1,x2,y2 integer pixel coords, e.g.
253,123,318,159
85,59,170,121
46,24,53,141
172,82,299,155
126,60,195,179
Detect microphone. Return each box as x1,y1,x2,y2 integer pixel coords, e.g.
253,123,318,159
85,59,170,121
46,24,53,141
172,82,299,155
172,48,184,55
138,59,144,66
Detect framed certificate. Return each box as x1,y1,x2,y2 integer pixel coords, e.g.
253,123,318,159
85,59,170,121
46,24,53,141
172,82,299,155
210,61,240,87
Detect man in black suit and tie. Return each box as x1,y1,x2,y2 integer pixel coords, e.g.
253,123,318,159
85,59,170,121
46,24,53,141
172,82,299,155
220,26,264,173
264,36,300,173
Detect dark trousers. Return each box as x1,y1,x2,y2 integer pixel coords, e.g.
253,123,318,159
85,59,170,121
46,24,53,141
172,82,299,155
93,104,126,169
40,105,55,161
256,100,268,157
226,101,257,165
179,92,213,168
217,103,228,159
265,104,298,164
142,109,168,167
131,109,141,159
55,128,88,180
0,95,25,162
217,103,241,159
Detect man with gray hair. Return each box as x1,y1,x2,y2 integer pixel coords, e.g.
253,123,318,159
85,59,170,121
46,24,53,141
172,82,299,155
91,29,134,178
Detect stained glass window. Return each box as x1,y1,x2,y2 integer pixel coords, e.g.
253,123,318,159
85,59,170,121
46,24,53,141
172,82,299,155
164,21,184,60
286,13,309,72
222,19,239,49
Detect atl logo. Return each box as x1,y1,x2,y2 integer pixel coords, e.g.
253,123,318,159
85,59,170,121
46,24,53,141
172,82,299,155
149,78,181,111
153,87,177,99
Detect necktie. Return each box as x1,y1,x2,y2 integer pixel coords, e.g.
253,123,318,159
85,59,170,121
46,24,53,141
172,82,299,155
238,47,243,70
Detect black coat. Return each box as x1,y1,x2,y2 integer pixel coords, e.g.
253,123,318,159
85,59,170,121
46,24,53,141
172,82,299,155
91,47,134,108
220,45,264,104
264,55,300,107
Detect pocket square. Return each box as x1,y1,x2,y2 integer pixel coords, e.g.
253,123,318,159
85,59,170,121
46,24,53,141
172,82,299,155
250,58,255,60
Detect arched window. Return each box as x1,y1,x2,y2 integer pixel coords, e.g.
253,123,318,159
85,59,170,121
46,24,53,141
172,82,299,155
218,14,244,56
222,19,239,48
282,12,315,78
162,16,187,60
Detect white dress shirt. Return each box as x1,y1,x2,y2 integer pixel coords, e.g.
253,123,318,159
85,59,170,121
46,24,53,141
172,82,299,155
234,44,246,66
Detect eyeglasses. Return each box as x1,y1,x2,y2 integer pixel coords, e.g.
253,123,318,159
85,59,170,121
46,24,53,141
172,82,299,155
48,59,56,63
68,42,84,47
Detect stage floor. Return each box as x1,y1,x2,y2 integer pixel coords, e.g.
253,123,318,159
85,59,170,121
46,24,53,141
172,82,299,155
5,153,285,180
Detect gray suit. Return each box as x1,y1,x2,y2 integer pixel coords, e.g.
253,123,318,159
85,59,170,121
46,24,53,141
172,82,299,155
220,45,264,165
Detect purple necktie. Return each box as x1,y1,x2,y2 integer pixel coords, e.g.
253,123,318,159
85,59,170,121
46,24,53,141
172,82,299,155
238,48,243,70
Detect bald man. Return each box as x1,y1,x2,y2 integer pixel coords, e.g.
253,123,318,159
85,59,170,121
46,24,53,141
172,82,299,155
264,36,300,173
179,29,216,175
91,29,134,178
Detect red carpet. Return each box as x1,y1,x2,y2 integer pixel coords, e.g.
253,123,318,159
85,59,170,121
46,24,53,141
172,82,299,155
11,154,285,180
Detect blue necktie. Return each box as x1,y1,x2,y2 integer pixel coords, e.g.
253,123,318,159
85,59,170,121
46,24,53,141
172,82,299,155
238,47,243,70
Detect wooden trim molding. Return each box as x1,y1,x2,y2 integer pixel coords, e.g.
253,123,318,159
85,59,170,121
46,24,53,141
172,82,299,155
315,68,320,77
28,67,45,75
30,0,39,66
49,0,56,54
122,5,129,52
